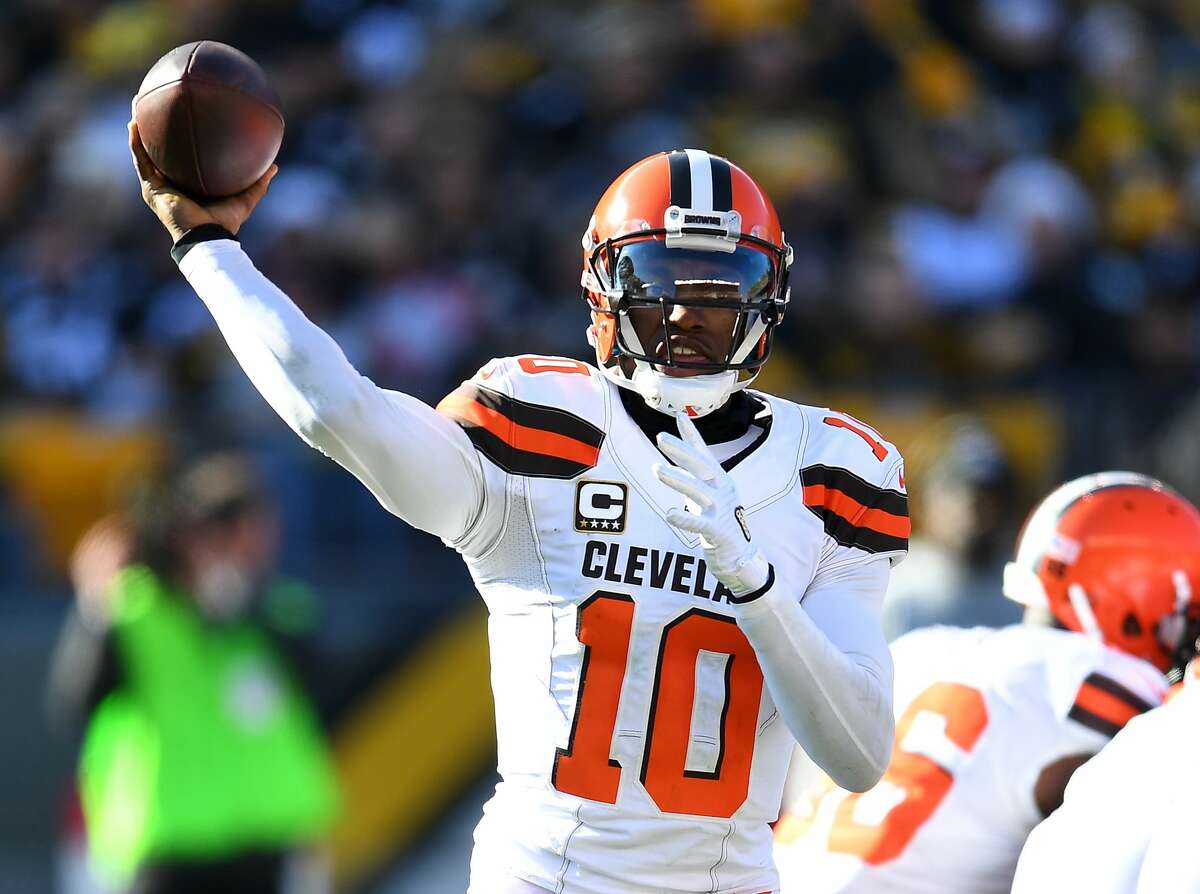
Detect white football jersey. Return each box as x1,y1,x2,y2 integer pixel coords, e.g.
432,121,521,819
437,355,908,894
1012,682,1200,894
774,625,1167,894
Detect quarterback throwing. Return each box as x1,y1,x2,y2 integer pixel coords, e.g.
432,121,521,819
131,127,909,894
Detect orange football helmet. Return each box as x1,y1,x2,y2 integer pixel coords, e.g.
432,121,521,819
581,149,792,416
1004,472,1200,673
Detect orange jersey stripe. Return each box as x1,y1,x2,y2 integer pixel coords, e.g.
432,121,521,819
1074,681,1143,731
438,392,601,468
802,483,912,539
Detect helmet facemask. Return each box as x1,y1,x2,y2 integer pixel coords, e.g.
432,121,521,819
582,229,791,417
1161,571,1200,682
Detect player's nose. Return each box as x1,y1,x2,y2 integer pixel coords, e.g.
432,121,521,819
667,301,709,329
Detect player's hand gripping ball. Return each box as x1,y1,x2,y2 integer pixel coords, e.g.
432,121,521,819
133,40,284,199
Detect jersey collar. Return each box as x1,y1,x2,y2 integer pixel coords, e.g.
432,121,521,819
617,386,773,472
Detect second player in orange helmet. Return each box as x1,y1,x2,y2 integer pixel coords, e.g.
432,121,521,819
776,472,1200,894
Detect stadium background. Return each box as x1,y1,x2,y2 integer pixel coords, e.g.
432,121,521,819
1,0,1198,891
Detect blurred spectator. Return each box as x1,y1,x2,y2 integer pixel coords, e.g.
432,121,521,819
883,417,1023,640
47,454,338,894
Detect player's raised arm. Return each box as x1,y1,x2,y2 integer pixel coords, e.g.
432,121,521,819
129,122,485,542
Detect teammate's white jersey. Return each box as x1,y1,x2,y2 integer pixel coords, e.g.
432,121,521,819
1013,679,1200,894
443,356,907,894
174,240,909,894
774,625,1166,894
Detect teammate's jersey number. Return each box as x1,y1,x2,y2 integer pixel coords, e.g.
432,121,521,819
552,592,765,818
824,682,988,864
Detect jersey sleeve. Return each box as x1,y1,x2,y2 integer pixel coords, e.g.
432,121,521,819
1012,697,1182,894
434,355,606,558
1052,646,1165,750
437,357,604,480
1008,642,1166,827
802,411,910,570
1133,688,1200,891
434,358,521,557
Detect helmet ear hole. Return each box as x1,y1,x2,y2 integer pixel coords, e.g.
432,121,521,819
1043,558,1068,579
1123,613,1143,637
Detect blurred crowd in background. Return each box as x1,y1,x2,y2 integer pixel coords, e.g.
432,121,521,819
2,0,1200,586
1,0,1200,891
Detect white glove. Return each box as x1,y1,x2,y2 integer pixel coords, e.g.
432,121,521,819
653,412,774,600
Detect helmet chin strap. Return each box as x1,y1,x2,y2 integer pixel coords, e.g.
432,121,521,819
629,362,740,418
593,314,751,417
1067,583,1104,642
1159,569,1193,654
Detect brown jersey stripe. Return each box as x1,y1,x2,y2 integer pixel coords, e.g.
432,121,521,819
801,483,911,539
801,465,909,517
805,505,909,554
801,464,910,553
440,391,599,466
437,384,603,478
1081,673,1157,713
462,384,605,447
458,425,596,479
1068,673,1155,738
1066,705,1124,738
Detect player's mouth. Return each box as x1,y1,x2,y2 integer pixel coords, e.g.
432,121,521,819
655,337,719,377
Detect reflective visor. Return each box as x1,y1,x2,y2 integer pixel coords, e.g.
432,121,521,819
612,240,774,306
606,239,779,371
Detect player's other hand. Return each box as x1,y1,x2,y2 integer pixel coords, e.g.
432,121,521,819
653,413,773,599
129,120,276,244
70,514,134,626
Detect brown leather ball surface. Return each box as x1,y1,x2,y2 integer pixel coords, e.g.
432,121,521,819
133,41,284,198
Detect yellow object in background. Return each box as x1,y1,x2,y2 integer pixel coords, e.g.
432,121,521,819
330,606,495,889
69,0,180,79
0,412,164,572
693,0,808,36
902,42,976,118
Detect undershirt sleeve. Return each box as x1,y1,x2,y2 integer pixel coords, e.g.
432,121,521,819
735,555,894,791
177,239,487,543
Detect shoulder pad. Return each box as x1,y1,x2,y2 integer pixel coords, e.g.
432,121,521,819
1063,645,1165,739
804,408,905,473
798,408,908,556
436,355,605,479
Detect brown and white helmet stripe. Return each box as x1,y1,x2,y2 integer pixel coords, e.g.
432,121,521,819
667,149,734,213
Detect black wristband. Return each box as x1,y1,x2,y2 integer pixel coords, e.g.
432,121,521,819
171,224,238,265
727,563,776,605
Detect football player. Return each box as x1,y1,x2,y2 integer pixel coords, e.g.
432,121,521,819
131,129,910,893
774,472,1200,894
1012,675,1200,892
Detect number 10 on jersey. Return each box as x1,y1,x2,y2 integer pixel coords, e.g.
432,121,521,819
551,591,765,818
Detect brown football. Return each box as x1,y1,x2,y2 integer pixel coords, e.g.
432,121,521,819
133,41,284,198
